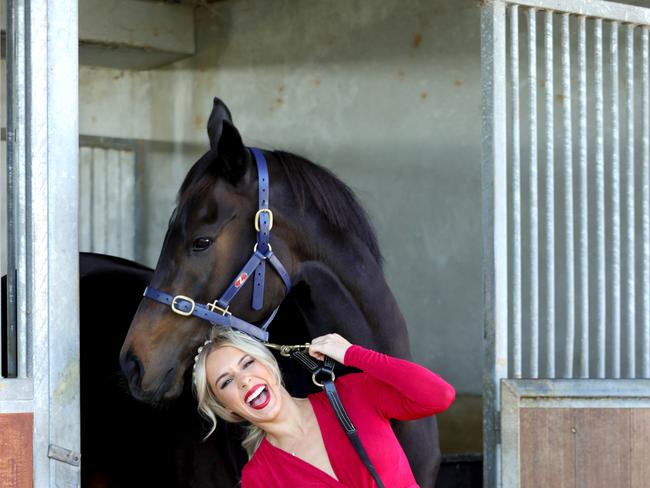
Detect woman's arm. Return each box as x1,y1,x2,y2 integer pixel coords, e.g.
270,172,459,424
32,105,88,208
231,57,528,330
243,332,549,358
309,334,455,420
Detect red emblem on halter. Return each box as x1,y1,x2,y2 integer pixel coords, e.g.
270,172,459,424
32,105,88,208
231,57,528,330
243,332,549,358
234,272,248,288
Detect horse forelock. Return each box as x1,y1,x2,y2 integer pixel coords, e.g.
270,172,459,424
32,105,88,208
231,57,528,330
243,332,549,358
174,150,218,230
273,151,383,265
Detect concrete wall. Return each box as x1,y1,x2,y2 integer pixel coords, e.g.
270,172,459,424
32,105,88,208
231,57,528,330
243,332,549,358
79,0,483,452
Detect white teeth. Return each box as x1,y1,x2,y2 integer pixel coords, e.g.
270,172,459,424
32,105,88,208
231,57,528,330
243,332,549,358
247,386,265,404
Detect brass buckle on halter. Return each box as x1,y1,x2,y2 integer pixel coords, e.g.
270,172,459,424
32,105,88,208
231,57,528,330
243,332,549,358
207,301,231,316
254,209,274,231
171,295,195,316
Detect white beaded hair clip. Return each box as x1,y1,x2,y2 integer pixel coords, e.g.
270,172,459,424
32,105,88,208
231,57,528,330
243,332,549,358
192,339,214,384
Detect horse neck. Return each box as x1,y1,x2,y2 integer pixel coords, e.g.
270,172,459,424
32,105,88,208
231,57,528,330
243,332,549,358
320,237,412,358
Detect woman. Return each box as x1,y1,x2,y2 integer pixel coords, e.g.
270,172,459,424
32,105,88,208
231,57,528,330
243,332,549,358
193,328,455,487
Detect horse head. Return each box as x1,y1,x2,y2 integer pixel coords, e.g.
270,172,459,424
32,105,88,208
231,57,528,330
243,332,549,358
120,98,297,403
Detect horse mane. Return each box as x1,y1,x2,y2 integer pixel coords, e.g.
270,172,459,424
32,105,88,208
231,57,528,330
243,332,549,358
175,149,383,265
273,151,382,265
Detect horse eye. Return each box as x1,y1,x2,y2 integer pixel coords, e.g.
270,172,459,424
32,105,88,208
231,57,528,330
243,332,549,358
192,237,213,252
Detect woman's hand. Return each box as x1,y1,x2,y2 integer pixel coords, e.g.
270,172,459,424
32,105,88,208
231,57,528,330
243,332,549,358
308,333,353,364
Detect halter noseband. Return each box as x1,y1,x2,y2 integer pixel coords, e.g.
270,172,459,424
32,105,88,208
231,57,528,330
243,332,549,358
142,148,291,342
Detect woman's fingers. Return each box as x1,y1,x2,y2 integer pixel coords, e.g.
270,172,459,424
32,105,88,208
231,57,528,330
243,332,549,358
308,333,352,364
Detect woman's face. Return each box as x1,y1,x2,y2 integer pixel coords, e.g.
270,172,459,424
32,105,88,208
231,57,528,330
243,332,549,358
205,346,283,424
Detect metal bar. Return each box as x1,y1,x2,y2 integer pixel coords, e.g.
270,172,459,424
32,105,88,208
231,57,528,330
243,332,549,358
13,0,27,380
79,147,92,251
611,21,621,379
544,9,555,379
578,15,588,378
528,7,539,379
481,2,507,485
120,150,136,261
27,0,52,481
6,0,19,378
504,0,650,26
642,27,650,379
0,0,5,379
46,0,81,483
561,13,575,379
91,147,106,254
511,4,522,379
106,149,120,255
625,24,635,378
595,18,607,379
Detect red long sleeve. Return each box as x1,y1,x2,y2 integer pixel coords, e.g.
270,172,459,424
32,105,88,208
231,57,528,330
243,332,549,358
342,345,455,420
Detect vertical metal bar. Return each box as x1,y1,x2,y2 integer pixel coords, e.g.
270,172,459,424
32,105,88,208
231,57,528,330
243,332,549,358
120,150,136,261
91,148,106,254
562,13,575,378
528,7,539,379
47,0,81,483
578,15,589,378
611,21,621,379
13,0,27,380
106,149,120,255
79,147,92,251
6,0,19,378
481,2,507,486
544,10,555,379
625,24,635,378
511,4,522,379
642,27,650,379
595,18,607,379
0,0,6,378
27,0,52,480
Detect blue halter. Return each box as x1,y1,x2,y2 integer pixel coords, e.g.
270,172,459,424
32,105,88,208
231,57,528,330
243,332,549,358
142,148,291,342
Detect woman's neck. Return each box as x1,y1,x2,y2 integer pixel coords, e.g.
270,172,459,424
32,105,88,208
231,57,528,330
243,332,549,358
261,393,312,450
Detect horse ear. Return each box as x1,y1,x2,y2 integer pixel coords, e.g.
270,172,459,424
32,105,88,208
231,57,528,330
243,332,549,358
207,97,233,150
207,98,248,184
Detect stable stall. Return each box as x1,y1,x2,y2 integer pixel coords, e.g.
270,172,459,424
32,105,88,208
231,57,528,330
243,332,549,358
2,0,649,486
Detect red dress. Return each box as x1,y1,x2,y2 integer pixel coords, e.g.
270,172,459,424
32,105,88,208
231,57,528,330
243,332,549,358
241,345,455,487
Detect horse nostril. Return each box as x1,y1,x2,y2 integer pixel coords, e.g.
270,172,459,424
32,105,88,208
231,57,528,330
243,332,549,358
121,350,144,393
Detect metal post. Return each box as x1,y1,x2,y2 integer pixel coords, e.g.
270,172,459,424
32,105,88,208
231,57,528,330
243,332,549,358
511,4,522,379
528,7,539,379
481,2,507,485
625,24,635,378
578,15,589,378
611,20,621,379
27,0,80,484
544,9,555,379
641,27,650,378
561,13,575,379
595,18,607,379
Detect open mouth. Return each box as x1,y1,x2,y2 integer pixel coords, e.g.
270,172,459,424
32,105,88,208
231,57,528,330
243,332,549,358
245,384,271,410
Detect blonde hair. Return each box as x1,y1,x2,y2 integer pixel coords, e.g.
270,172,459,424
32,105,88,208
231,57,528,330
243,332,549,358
192,327,283,458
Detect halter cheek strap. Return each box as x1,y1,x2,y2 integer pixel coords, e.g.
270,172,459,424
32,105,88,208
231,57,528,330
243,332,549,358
142,147,291,341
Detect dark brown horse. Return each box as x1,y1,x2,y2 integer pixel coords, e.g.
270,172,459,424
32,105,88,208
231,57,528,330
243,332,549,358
120,98,441,486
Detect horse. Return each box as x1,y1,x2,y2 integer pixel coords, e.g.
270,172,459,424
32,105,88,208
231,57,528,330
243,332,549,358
119,98,441,486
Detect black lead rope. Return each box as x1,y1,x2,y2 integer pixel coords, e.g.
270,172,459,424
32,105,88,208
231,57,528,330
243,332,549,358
290,351,385,488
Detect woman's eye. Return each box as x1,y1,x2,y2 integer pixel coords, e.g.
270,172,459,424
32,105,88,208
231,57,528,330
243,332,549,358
192,237,213,252
220,378,232,389
243,359,254,369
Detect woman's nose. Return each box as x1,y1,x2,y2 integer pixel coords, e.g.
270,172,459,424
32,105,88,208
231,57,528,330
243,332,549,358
239,376,251,390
